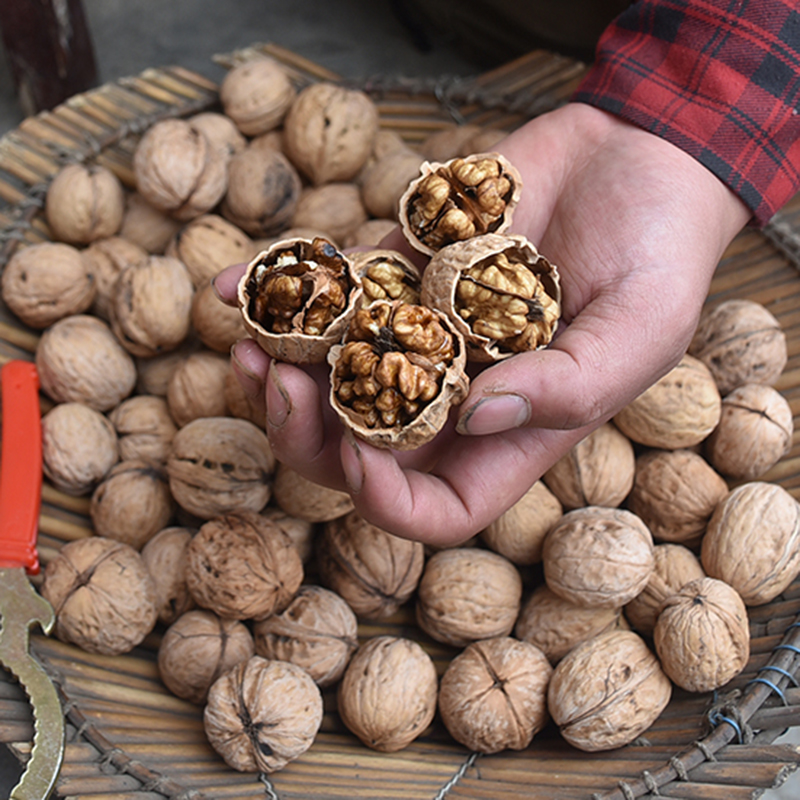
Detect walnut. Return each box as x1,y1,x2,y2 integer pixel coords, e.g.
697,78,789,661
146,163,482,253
192,280,247,353
654,577,749,693
547,630,672,752
238,236,362,364
166,214,255,288
318,510,425,619
421,232,561,361
328,299,469,450
109,255,194,357
135,343,197,397
118,192,182,255
337,636,437,752
219,56,296,136
185,511,303,620
82,236,149,321
166,350,230,428
438,636,552,753
399,154,522,257
351,249,421,307
418,123,484,162
36,315,137,411
40,536,158,655
614,353,722,448
188,111,248,161
689,298,787,395
291,183,369,245
360,148,426,221
480,479,563,565
90,460,175,550
701,481,800,606
283,82,379,185
224,363,267,428
140,526,196,625
342,218,397,249
108,394,177,466
133,117,228,221
705,383,793,481
42,402,119,496
2,241,96,328
624,543,706,636
260,506,315,564
515,584,628,665
253,585,358,687
415,547,522,647
158,609,254,704
626,448,729,547
272,461,354,522
166,416,275,519
204,655,323,772
45,162,125,244
543,506,655,609
462,127,508,155
543,422,635,510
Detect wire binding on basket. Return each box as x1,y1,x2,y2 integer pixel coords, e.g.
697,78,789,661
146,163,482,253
258,772,280,800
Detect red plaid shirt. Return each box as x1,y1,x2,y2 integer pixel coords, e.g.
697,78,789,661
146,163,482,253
572,0,800,226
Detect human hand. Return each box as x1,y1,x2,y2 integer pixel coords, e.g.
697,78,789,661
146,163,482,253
215,102,750,546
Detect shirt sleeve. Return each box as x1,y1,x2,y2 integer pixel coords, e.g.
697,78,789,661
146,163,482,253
571,0,800,226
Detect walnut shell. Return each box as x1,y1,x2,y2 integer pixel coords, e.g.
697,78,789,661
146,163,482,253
418,123,484,162
253,585,358,687
188,111,248,161
118,192,182,255
191,280,247,353
343,218,397,249
135,342,198,397
140,526,196,625
108,394,177,467
204,656,323,772
415,547,522,647
337,635,437,752
158,609,254,704
654,577,749,692
438,636,552,753
272,461,354,522
543,506,655,609
40,536,158,655
701,481,800,605
166,350,230,428
547,630,672,752
291,183,368,245
260,506,315,564
360,148,426,221
82,236,149,321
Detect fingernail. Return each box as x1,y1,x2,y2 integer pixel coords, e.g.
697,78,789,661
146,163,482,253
266,361,291,429
210,275,223,301
341,428,364,494
456,393,531,436
230,343,264,400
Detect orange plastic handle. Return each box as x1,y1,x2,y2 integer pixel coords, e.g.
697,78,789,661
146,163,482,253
0,360,42,574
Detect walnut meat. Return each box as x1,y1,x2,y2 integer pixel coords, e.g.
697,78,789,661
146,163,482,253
272,461,354,523
140,526,196,625
337,636,438,752
185,511,303,621
253,585,358,687
654,577,750,692
204,656,323,772
421,232,561,361
40,536,158,655
351,249,422,307
547,630,672,752
438,636,552,754
328,299,469,450
108,394,177,467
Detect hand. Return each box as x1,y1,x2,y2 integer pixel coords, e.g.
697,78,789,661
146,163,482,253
215,103,750,547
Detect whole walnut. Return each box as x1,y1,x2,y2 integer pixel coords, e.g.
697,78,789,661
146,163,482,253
416,547,522,647
140,526,196,625
90,460,175,550
543,422,635,510
133,117,228,221
192,280,247,353
260,506,315,564
701,481,800,605
272,461,354,522
543,506,655,609
654,577,750,693
166,350,230,427
547,630,671,752
515,584,628,665
188,111,247,161
36,315,137,412
438,636,552,753
283,82,379,185
166,416,275,519
204,656,323,772
2,241,96,328
359,147,426,221
118,192,182,255
419,123,484,162
42,402,119,496
613,354,722,449
158,609,254,704
481,480,562,565
626,448,729,547
108,394,177,466
82,236,149,321
705,383,793,481
253,585,358,687
40,536,158,655
337,636,437,752
291,183,368,245
45,162,125,244
135,343,197,397
185,511,303,621
318,510,425,619
343,218,397,249
689,298,787,395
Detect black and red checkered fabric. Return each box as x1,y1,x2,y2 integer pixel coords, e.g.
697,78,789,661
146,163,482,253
573,0,800,226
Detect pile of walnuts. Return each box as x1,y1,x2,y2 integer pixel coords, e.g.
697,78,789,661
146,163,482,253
8,53,799,772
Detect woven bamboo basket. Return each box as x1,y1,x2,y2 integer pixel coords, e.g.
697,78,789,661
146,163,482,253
2,42,800,800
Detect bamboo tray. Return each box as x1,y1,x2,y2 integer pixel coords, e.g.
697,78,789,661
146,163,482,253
1,42,800,800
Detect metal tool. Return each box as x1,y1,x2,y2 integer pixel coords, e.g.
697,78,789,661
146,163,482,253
0,360,64,800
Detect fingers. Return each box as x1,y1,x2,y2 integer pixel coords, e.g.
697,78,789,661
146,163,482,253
211,262,248,306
